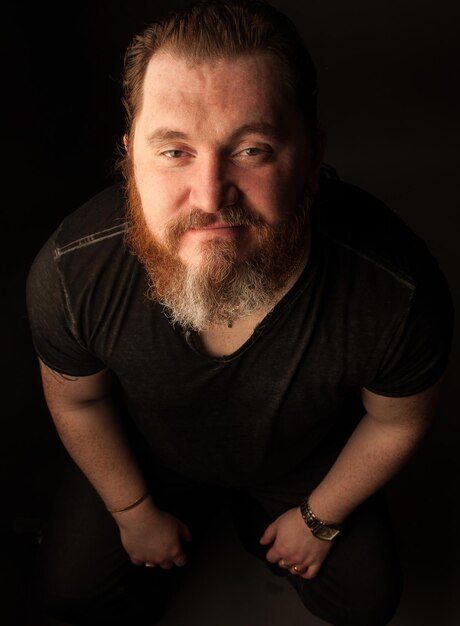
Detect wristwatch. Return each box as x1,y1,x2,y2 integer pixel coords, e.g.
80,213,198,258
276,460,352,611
299,497,342,541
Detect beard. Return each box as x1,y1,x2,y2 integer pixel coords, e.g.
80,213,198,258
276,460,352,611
123,162,312,332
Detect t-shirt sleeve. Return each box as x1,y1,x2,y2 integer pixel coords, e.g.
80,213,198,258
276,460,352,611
25,230,106,376
365,256,454,397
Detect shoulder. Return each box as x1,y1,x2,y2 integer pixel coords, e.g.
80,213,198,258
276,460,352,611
311,169,453,396
26,182,144,376
27,181,137,314
312,171,439,290
53,182,128,255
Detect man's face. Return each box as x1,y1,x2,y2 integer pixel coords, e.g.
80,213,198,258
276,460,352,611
129,51,315,271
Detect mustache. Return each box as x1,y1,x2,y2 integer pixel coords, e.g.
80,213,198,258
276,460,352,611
166,205,267,241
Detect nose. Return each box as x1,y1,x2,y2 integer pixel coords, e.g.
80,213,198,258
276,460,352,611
188,154,239,213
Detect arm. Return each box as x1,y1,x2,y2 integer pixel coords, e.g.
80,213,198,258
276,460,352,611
39,359,191,568
260,380,442,578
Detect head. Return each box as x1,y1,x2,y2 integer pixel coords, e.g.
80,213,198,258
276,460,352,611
121,0,319,144
120,0,324,331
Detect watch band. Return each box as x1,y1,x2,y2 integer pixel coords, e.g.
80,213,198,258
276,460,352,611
299,497,342,541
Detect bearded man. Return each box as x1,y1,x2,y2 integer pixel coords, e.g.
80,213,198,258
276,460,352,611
26,1,453,625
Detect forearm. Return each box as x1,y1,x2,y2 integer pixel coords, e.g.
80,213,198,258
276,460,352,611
39,363,191,568
51,395,193,568
309,410,429,523
51,397,151,512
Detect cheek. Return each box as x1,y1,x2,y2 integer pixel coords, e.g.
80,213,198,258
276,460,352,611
246,173,302,226
272,163,311,217
136,169,189,224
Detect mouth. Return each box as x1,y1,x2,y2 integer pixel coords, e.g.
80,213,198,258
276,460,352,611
183,224,248,243
191,224,241,230
189,223,246,233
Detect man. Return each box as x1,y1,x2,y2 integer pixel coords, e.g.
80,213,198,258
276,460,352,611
26,1,453,625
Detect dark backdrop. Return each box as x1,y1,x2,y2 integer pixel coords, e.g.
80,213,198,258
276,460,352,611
2,1,459,624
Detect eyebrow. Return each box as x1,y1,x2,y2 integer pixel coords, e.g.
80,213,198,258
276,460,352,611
147,128,189,144
229,122,285,142
146,122,284,146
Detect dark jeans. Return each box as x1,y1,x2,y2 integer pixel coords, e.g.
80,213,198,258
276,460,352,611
35,460,403,626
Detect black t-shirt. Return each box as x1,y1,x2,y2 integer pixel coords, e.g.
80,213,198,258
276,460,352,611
26,176,453,495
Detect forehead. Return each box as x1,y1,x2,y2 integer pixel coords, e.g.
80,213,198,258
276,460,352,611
135,52,301,137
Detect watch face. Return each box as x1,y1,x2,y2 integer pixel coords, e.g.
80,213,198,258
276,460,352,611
314,526,341,541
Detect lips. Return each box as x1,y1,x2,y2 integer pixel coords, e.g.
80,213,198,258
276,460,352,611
166,206,259,243
190,223,241,230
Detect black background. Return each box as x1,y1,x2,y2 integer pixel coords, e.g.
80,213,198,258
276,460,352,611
2,1,459,624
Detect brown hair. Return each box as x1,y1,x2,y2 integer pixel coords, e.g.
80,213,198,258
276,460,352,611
121,0,318,138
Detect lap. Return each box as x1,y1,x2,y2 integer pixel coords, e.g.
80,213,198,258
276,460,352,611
37,460,402,626
229,490,403,626
36,459,224,624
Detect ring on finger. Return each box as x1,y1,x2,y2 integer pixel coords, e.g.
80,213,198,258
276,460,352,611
292,565,305,574
144,562,156,568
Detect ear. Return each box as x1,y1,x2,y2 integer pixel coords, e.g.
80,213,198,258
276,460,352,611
123,133,129,152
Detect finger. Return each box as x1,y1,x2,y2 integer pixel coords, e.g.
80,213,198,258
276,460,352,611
130,558,144,566
265,548,281,564
277,559,293,569
290,564,307,575
173,554,188,567
300,564,321,580
179,523,192,543
259,524,276,545
169,546,188,567
158,561,175,570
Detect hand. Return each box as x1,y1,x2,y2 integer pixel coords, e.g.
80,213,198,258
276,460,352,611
114,500,192,569
259,507,333,579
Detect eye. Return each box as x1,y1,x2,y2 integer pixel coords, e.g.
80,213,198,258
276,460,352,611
241,147,263,157
233,144,274,164
162,149,187,158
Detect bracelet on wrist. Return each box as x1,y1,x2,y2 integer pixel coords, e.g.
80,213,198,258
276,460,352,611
106,491,150,513
299,495,343,542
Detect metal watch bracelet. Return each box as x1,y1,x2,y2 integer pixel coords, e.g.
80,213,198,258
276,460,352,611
299,497,343,541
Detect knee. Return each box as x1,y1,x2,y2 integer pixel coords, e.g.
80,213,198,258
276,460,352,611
36,567,124,625
38,564,177,625
306,591,401,626
335,558,403,626
292,568,403,626
335,591,402,626
39,587,147,626
39,588,98,625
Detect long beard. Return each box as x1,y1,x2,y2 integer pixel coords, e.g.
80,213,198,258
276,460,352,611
124,169,311,332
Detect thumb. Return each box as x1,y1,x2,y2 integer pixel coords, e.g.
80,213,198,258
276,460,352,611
259,522,277,545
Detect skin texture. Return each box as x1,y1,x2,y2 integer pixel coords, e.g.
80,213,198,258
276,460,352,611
260,382,441,579
129,52,315,270
40,361,191,569
39,52,442,577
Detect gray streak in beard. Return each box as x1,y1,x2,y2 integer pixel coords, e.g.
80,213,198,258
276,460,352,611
125,172,312,333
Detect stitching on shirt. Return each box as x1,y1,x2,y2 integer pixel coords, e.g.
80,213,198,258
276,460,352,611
333,238,416,291
55,223,131,258
53,237,79,339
